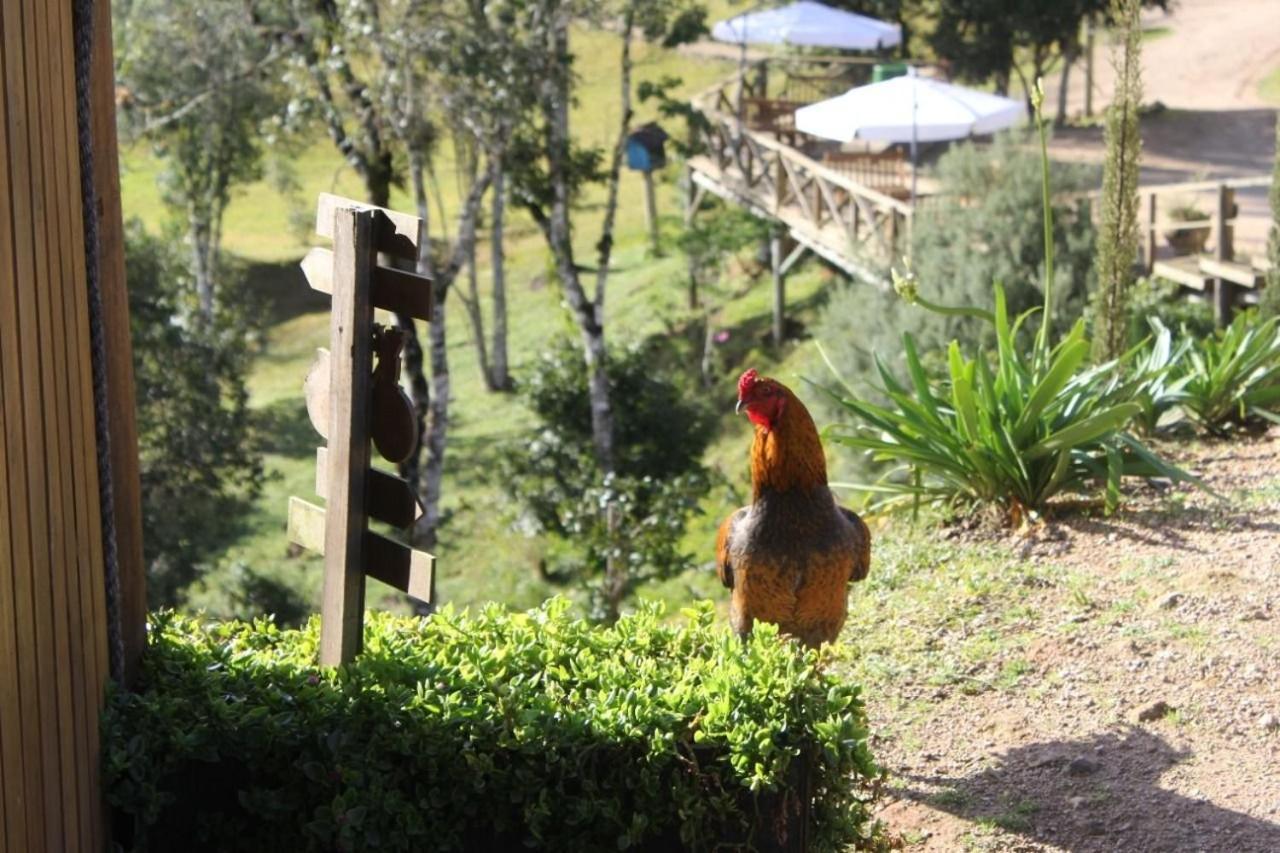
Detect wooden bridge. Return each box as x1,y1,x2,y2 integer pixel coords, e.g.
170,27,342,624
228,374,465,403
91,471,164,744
686,60,1275,337
686,62,913,291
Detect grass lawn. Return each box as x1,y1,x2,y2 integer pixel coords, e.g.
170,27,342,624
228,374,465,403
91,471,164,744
126,17,874,620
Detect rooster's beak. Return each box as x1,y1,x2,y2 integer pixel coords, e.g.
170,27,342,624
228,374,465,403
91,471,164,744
735,398,744,414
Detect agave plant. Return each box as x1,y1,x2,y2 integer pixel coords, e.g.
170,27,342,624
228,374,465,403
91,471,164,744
1118,318,1192,435
827,286,1186,521
1177,310,1280,434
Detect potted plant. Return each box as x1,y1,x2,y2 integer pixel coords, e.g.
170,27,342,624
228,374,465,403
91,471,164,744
1163,197,1211,255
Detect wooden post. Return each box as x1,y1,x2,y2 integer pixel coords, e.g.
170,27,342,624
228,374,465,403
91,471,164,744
771,230,785,346
319,207,375,665
1213,185,1235,327
642,168,660,256
292,194,435,667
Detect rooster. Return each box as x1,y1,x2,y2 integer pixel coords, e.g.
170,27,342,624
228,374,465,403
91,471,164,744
715,369,871,647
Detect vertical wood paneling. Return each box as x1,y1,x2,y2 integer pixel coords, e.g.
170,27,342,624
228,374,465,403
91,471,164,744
0,23,29,851
0,0,115,849
1,1,54,845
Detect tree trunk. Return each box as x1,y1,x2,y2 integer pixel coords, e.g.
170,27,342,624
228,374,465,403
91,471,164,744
189,215,216,321
542,8,616,474
398,154,434,496
1056,48,1075,128
419,293,449,551
489,157,511,391
463,237,492,388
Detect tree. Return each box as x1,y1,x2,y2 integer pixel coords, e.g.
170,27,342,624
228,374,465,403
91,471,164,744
253,0,493,549
500,339,713,622
1089,0,1143,363
115,0,282,320
508,0,706,475
123,221,264,607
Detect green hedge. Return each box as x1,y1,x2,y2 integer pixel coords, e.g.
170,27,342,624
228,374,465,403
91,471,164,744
104,601,880,852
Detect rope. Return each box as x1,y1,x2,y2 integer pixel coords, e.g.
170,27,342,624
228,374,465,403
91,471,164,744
73,0,126,684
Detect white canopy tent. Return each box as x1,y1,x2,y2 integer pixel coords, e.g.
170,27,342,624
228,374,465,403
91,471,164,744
794,73,1026,200
710,1,902,51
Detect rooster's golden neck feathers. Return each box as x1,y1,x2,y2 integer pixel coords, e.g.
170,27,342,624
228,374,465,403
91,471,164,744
738,370,828,498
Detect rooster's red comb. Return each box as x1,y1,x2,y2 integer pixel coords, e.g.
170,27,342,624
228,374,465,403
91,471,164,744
738,368,761,399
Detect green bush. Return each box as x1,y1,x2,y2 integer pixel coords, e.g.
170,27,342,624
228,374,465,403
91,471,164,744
104,603,881,852
815,131,1098,410
1175,309,1280,434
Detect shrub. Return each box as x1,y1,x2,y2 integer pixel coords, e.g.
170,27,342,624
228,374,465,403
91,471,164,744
1175,309,1280,434
126,220,264,606
815,131,1098,410
104,603,882,852
1123,318,1192,435
500,338,714,621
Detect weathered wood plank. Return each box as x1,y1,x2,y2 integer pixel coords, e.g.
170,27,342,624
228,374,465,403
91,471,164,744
289,498,435,603
315,447,423,528
314,193,423,261
1199,257,1263,288
31,1,85,844
0,12,31,846
319,207,376,666
1153,257,1211,290
301,247,433,321
53,0,109,842
2,0,59,840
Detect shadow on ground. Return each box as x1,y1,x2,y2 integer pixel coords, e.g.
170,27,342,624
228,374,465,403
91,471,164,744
896,727,1280,852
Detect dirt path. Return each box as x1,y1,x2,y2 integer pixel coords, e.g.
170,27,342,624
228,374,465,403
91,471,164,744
1045,0,1280,251
869,433,1280,852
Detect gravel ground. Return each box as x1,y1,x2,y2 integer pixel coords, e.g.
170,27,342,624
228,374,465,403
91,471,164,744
869,431,1280,852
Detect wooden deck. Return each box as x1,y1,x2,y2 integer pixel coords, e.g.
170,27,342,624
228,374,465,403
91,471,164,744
688,68,912,288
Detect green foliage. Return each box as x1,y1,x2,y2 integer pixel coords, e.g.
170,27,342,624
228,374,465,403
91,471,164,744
1259,117,1280,317
815,132,1097,409
500,339,715,620
125,221,264,607
104,603,881,852
1174,310,1280,435
826,98,1187,520
1124,277,1215,347
828,286,1182,519
1123,318,1191,435
677,203,770,306
1089,0,1144,362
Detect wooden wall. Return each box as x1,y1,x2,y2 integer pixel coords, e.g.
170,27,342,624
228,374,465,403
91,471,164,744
0,0,117,849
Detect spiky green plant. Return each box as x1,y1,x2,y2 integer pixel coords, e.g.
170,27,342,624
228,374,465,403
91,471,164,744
1176,310,1280,434
1089,0,1144,362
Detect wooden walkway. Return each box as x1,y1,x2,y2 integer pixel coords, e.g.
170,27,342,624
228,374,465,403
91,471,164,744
687,68,912,289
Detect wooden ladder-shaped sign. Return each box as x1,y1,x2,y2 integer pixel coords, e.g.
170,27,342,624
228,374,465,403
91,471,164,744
287,193,435,666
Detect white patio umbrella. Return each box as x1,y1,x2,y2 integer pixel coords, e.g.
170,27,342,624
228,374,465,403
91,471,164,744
794,72,1026,201
711,1,902,51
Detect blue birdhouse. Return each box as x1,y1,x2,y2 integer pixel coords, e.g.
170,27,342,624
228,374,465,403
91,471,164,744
626,123,668,172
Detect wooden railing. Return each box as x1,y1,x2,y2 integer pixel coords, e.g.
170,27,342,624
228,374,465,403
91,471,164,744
690,67,913,279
